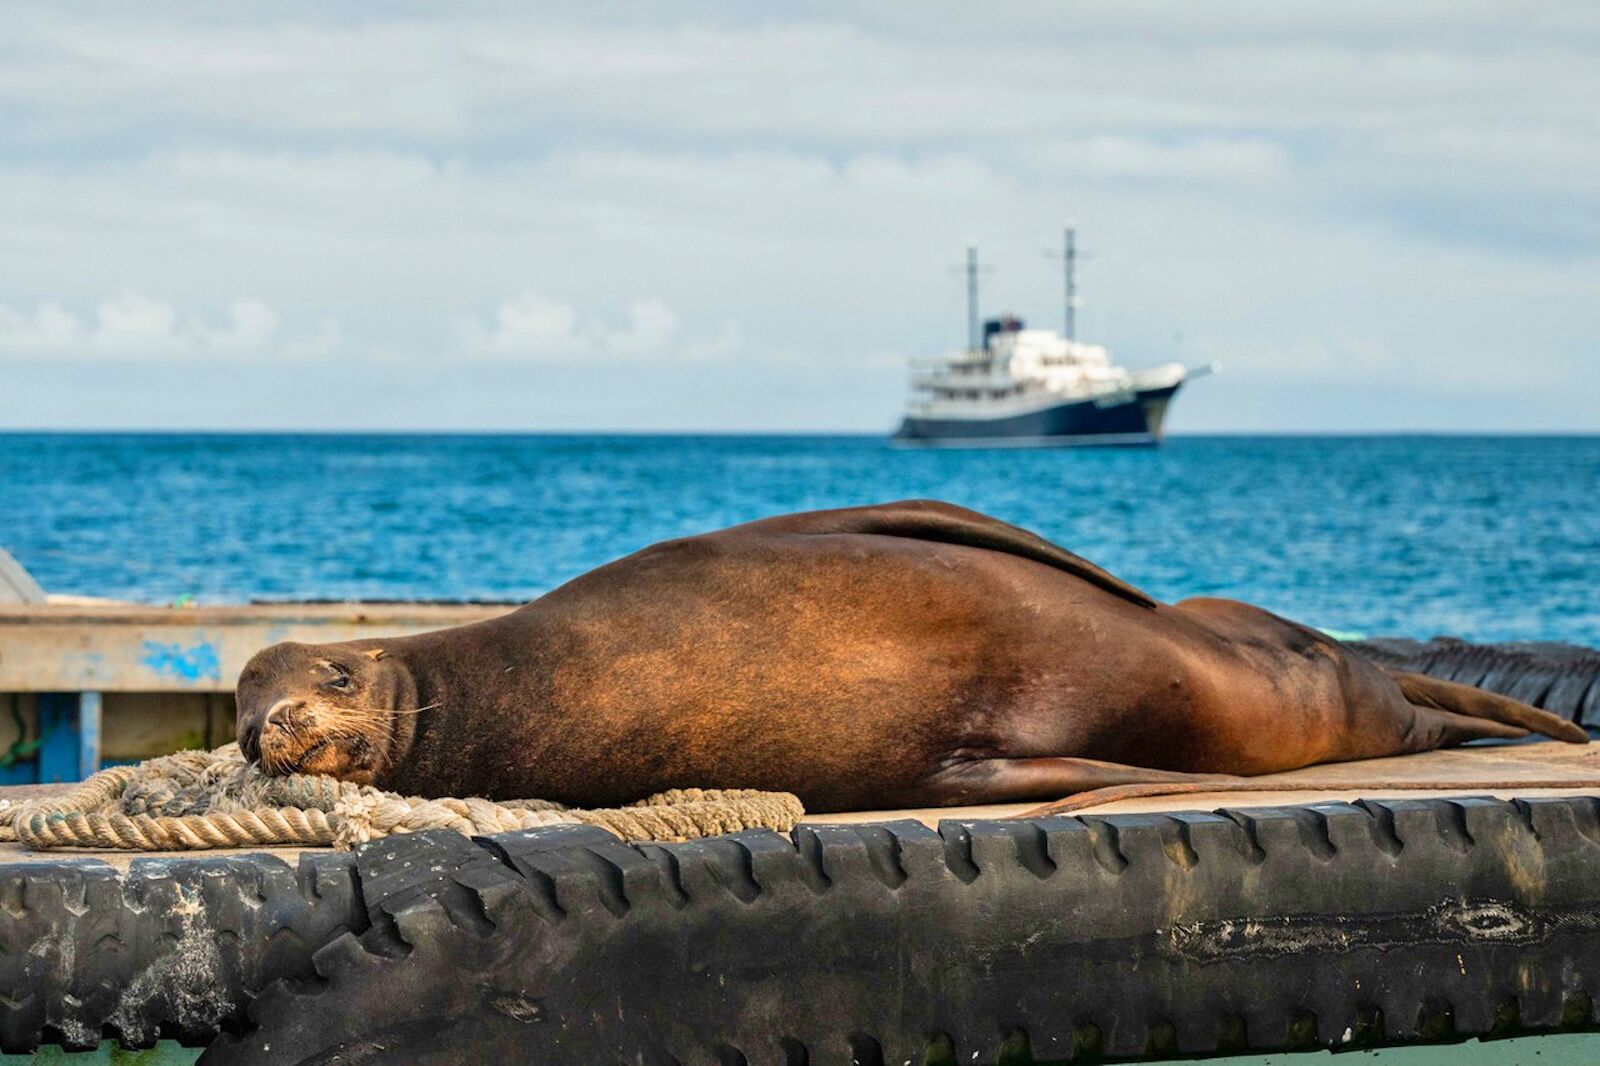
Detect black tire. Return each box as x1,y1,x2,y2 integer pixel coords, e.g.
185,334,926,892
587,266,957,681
206,797,1600,1065
1352,637,1600,726
0,852,365,1053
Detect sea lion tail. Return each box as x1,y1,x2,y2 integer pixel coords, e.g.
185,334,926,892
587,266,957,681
1390,669,1589,745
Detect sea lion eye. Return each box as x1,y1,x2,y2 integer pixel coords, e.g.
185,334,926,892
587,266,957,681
322,665,353,691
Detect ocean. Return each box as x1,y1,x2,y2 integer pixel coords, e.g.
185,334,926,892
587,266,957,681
3,433,1596,646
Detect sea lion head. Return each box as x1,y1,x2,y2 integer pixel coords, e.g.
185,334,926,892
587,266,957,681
235,641,418,785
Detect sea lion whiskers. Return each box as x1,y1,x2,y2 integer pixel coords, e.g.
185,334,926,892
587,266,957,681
265,718,383,778
259,742,300,776
273,701,436,780
331,701,438,719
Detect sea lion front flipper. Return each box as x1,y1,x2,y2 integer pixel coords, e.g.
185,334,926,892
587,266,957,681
1390,670,1589,744
788,499,1159,610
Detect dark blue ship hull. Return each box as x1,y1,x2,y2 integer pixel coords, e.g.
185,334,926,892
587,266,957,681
893,383,1181,448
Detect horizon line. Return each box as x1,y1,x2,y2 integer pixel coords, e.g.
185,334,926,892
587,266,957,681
2,428,1596,439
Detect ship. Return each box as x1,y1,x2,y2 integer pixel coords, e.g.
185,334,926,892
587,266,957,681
893,227,1214,447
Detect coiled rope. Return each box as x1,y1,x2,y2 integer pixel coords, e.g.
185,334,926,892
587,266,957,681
0,745,804,851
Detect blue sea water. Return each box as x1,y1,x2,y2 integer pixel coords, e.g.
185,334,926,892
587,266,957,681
2,433,1596,646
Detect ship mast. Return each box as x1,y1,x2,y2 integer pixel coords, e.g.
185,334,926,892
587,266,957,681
1043,224,1080,341
965,242,980,352
1061,224,1077,342
952,242,990,353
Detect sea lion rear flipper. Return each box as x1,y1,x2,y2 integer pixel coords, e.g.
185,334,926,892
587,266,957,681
1391,669,1589,744
794,500,1159,609
929,755,1237,812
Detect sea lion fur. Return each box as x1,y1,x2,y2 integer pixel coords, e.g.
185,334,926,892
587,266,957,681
235,501,1585,812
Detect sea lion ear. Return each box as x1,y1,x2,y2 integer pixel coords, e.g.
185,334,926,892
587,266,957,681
365,648,388,662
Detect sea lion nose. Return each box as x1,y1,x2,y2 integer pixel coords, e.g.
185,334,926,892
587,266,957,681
264,699,297,729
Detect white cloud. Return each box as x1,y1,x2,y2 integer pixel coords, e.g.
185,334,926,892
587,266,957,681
203,298,280,353
0,293,336,360
93,292,178,351
0,302,83,352
462,293,738,363
467,293,580,357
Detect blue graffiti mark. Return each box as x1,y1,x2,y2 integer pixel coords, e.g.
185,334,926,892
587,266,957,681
140,640,222,683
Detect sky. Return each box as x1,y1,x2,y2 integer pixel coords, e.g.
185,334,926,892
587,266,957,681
2,3,1597,433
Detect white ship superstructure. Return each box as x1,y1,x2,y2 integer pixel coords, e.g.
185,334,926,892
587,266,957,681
894,227,1212,447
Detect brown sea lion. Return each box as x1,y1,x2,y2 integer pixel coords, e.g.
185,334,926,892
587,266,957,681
234,500,1586,813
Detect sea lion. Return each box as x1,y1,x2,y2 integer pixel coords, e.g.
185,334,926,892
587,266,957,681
234,500,1586,813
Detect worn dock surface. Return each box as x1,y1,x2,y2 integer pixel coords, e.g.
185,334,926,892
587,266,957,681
4,740,1598,870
